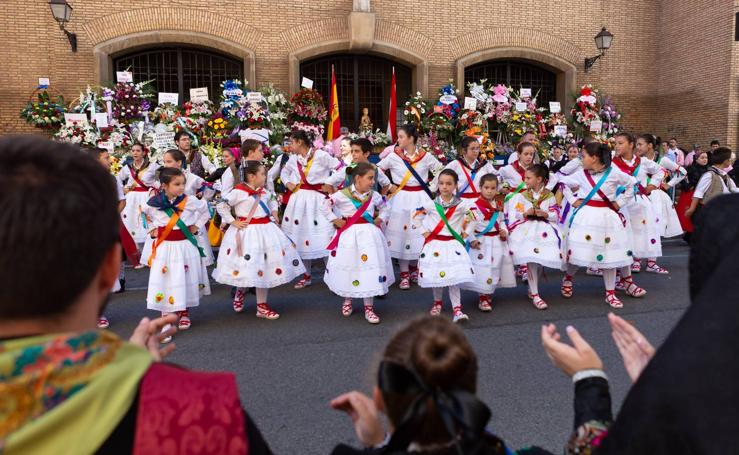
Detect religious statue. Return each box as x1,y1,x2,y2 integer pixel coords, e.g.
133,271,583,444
359,107,373,133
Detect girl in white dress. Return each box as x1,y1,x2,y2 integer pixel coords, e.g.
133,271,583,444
117,142,152,245
637,133,687,273
413,169,478,323
436,136,498,200
506,164,564,310
218,146,242,197
611,133,661,290
498,141,537,282
320,163,394,324
212,162,305,320
559,142,639,308
144,167,211,339
462,174,516,311
141,149,214,267
378,124,444,290
281,130,342,289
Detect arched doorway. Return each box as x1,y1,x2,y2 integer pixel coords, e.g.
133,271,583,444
464,59,558,104
300,55,412,132
113,46,244,104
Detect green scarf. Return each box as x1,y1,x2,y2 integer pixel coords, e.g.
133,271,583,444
0,331,152,454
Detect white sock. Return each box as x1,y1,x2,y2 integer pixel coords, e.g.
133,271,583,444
399,259,410,273
566,264,578,277
527,263,541,295
449,285,461,310
256,288,268,303
619,266,632,280
303,259,312,276
363,297,373,308
603,269,617,291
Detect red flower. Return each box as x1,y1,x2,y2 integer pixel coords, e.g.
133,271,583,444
581,87,592,97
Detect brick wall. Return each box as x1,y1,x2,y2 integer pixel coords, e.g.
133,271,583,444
1,0,735,148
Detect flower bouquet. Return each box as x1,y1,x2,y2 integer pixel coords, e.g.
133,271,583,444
288,88,327,140
435,81,461,119
98,123,133,150
403,92,429,129
570,84,601,138
204,112,232,144
20,91,66,130
420,132,455,164
260,84,290,145
109,81,154,126
184,99,214,128
600,95,622,138
54,121,99,146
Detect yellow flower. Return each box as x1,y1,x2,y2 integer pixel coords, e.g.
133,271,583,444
512,115,520,121
515,129,522,135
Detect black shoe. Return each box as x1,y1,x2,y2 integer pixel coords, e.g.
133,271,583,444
230,286,237,298
114,279,125,294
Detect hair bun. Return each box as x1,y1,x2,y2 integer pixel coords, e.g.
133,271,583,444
411,329,471,389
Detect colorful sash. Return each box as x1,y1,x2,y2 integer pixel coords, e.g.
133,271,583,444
571,167,626,228
388,150,433,200
326,190,374,250
504,181,526,203
613,156,647,196
148,197,204,265
456,159,480,196
474,199,500,236
294,151,316,191
425,202,466,247
128,163,149,190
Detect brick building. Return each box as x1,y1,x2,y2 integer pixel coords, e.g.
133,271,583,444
2,0,738,148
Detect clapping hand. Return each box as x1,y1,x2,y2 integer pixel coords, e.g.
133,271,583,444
129,314,178,361
541,323,603,377
608,312,655,383
330,391,386,448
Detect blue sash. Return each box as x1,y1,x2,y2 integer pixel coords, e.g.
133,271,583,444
347,195,375,224
476,211,500,237
568,167,612,228
400,158,435,200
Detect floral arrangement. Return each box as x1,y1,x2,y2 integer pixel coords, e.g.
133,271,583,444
219,79,247,120
54,121,99,146
600,95,622,137
403,92,428,128
348,128,392,147
435,82,460,119
489,84,513,124
199,142,224,169
20,91,66,129
68,86,105,117
570,84,601,137
184,99,214,127
204,112,231,141
109,81,154,126
238,103,270,130
260,84,290,145
98,124,133,149
261,143,278,168
151,103,181,125
456,109,484,137
420,132,455,164
287,89,327,140
422,110,455,140
506,88,547,144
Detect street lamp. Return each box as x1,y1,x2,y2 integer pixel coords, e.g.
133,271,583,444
49,0,77,52
584,27,614,73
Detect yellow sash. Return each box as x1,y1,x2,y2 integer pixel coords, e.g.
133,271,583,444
147,198,187,266
293,151,316,192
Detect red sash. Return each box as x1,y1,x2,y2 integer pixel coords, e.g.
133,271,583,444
457,159,479,195
475,198,498,220
512,160,526,180
134,363,248,455
326,195,374,250
424,204,458,245
400,185,423,192
612,156,647,195
128,164,149,190
583,170,627,227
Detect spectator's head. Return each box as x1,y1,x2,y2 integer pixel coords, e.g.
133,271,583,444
709,147,733,168
241,139,263,162
376,317,489,449
350,138,373,164
340,137,352,156
567,143,580,160
710,140,721,150
669,137,678,149
516,141,536,167
339,126,350,136
174,131,191,151
459,136,480,163
695,151,709,166
520,131,537,145
0,136,120,332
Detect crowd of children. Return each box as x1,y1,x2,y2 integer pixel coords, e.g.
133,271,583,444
103,125,736,341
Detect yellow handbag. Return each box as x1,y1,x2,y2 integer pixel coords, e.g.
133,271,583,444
207,211,223,247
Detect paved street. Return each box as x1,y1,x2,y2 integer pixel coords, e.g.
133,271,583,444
107,239,690,454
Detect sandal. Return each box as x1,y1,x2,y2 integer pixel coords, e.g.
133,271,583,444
399,272,411,290
97,316,109,329
256,303,280,320
453,308,469,323
646,261,669,274
409,266,419,284
478,295,492,312
631,260,642,273
294,274,312,289
586,267,603,276
232,288,246,313
342,298,353,317
606,290,623,308
520,265,529,282
621,278,647,298
429,300,443,316
530,293,548,310
160,324,173,344
561,276,574,299
177,310,191,330
364,306,380,324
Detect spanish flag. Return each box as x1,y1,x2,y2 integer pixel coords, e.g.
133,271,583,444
327,65,341,141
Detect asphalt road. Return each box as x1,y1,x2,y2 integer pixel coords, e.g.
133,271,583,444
107,239,691,454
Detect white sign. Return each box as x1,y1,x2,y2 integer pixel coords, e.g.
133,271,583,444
515,102,528,112
153,132,176,150
116,71,133,83
158,92,179,105
189,87,209,102
520,88,532,98
439,94,458,105
38,77,50,88
549,101,561,114
93,113,109,128
464,97,478,111
64,113,88,126
301,77,314,90
247,91,263,103
554,125,568,137
97,141,114,152
223,89,242,97
589,120,603,133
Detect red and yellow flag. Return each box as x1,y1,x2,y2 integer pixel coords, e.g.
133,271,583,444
327,65,341,141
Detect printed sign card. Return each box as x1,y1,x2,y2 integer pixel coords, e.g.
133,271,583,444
589,120,603,133
515,102,528,112
116,71,133,83
189,87,209,102
158,92,179,105
464,97,477,111
520,88,532,98
549,102,561,113
554,125,568,137
64,113,88,126
301,77,314,90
